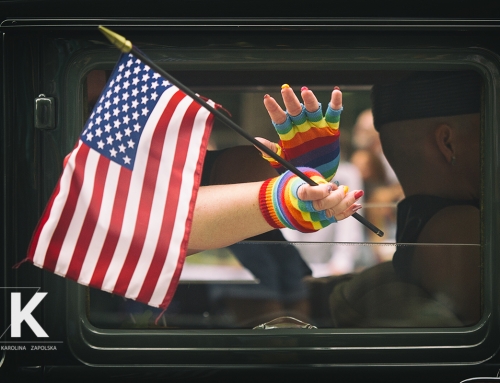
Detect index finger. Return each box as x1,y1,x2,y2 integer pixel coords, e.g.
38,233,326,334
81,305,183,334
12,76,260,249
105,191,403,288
263,94,287,125
296,182,333,201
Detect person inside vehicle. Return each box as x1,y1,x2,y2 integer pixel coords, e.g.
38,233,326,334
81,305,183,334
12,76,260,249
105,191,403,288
329,70,482,327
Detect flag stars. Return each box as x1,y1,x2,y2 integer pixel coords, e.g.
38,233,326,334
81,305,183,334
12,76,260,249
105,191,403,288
81,55,175,169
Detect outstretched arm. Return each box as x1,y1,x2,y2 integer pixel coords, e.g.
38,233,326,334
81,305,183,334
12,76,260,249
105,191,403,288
188,177,362,254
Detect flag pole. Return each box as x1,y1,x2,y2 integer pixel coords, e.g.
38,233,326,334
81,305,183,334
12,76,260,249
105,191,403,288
98,26,384,237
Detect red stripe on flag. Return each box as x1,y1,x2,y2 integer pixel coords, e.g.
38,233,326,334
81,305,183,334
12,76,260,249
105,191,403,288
112,90,186,296
43,144,91,273
65,155,110,281
157,110,215,309
88,165,132,289
136,100,202,304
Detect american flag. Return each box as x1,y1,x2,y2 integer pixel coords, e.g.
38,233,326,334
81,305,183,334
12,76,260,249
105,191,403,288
26,52,216,309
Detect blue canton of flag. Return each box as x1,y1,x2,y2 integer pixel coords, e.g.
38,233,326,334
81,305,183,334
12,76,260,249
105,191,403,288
82,53,173,170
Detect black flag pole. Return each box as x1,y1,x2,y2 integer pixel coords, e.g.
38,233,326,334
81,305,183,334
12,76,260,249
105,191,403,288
98,26,384,237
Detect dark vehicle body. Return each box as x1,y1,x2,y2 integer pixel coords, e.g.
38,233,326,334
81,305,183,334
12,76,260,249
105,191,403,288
2,1,500,382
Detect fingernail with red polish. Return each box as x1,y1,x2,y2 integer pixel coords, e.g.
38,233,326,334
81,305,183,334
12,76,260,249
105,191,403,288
354,190,364,199
334,86,340,90
301,86,309,92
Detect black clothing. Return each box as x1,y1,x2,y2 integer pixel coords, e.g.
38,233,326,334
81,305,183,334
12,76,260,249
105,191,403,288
392,195,479,279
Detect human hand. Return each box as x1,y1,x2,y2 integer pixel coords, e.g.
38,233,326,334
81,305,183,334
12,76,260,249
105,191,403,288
256,85,342,181
259,167,363,233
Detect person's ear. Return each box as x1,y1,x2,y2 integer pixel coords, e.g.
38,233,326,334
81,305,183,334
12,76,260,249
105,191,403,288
434,124,456,165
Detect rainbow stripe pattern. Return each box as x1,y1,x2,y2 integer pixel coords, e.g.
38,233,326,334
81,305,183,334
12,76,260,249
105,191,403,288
259,167,337,233
263,103,342,182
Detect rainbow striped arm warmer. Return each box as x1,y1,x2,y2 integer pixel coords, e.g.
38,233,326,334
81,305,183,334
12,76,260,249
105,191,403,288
259,167,338,233
263,103,342,182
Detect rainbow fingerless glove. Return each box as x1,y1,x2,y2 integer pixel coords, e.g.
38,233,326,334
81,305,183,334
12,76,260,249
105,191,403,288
259,167,337,233
263,103,342,182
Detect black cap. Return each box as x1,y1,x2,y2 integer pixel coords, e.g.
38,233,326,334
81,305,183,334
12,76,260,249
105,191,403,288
371,70,482,131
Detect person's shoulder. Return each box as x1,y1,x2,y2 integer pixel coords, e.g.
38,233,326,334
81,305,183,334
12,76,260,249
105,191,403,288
418,204,480,244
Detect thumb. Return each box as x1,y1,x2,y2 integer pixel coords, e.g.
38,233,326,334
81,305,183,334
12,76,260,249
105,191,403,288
254,137,278,156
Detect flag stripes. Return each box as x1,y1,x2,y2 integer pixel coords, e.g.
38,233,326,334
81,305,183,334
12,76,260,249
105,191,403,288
27,52,216,309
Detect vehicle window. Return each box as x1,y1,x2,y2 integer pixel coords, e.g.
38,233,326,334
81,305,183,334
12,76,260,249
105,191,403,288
84,68,482,329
